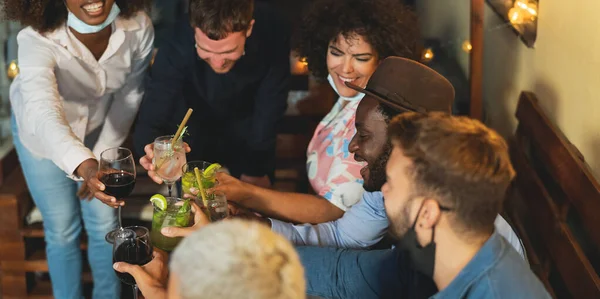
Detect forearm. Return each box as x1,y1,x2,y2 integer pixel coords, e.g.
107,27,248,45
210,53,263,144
244,186,344,224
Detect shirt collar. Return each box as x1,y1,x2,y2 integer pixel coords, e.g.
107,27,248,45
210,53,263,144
432,232,505,298
45,15,140,63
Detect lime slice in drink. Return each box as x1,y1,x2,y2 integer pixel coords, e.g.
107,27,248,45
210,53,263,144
150,194,168,211
203,163,222,177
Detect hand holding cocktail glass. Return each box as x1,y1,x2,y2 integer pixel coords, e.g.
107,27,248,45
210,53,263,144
139,108,193,190
160,201,209,238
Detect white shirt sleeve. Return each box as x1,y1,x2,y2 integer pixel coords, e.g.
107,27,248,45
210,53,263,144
14,31,95,176
92,14,155,158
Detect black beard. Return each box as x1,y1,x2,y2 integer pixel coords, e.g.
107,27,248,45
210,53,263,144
363,142,391,192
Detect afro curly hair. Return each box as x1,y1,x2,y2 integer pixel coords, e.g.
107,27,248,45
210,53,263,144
294,0,421,80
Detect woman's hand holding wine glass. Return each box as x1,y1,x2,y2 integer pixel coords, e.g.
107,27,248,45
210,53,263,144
76,158,123,207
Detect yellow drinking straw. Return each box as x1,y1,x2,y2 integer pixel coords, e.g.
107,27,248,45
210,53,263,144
156,108,193,170
172,108,193,147
193,167,208,208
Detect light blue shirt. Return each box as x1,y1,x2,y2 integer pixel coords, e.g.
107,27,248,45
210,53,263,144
271,191,526,258
271,191,388,249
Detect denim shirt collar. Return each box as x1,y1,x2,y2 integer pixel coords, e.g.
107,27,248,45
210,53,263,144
431,232,506,298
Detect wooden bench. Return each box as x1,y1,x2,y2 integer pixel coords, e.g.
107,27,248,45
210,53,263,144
504,91,600,298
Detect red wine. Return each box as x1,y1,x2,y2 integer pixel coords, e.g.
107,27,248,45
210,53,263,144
100,172,136,199
113,240,153,285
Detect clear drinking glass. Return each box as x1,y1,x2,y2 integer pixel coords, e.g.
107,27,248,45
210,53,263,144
206,191,229,222
100,147,136,244
150,197,193,252
112,226,153,299
153,135,187,196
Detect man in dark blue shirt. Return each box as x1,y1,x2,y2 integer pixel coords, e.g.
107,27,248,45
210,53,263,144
135,0,290,188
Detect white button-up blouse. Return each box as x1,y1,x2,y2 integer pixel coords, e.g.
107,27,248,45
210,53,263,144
10,11,154,178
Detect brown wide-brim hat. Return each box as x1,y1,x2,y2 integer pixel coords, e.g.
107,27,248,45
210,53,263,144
346,57,455,113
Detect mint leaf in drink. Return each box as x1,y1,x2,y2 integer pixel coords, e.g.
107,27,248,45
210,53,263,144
179,200,191,213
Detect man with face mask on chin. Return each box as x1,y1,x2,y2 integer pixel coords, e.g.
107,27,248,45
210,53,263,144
132,0,290,196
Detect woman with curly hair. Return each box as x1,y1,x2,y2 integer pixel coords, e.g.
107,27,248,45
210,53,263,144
213,0,420,223
4,0,154,297
298,0,420,212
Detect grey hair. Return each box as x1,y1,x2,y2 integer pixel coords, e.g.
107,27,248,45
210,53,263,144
170,220,306,299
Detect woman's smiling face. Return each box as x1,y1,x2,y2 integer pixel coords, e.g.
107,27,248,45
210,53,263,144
326,33,378,98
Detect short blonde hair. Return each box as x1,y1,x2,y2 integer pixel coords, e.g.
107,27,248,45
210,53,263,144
170,220,306,299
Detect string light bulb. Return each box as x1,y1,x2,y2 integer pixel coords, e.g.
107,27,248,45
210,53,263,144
7,60,19,80
299,57,308,66
461,40,472,53
514,0,528,10
421,48,434,63
510,0,538,24
508,7,525,25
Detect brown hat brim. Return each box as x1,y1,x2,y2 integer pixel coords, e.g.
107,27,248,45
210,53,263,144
345,82,415,113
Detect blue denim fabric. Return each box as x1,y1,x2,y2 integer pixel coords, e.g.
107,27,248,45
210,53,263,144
12,115,120,299
296,246,437,299
296,233,551,299
431,233,551,299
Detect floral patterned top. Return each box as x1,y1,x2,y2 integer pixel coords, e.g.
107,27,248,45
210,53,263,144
306,75,366,211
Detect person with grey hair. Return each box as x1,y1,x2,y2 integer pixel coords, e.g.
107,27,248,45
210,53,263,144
113,205,306,299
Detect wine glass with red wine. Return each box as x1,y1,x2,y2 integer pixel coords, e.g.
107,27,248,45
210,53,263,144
113,226,153,299
100,147,136,244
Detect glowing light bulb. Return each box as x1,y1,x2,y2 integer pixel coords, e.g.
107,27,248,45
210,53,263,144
421,48,434,63
512,0,538,21
514,0,528,10
7,60,19,80
299,57,308,66
526,2,538,18
508,7,525,25
462,40,472,53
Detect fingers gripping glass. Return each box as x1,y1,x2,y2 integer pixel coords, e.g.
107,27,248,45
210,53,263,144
100,147,137,244
113,226,153,299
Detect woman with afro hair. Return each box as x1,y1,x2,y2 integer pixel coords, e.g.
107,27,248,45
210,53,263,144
3,0,153,297
299,0,420,212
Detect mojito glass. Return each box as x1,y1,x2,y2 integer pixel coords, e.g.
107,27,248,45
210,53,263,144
181,161,219,204
150,197,192,252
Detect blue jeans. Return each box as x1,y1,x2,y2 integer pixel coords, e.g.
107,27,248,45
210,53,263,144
12,116,120,299
295,246,437,299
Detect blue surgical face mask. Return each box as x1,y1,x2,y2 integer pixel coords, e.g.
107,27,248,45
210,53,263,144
67,3,121,34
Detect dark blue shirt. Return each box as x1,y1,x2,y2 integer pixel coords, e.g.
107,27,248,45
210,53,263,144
133,3,290,177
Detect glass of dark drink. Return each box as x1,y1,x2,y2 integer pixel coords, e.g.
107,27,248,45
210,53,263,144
100,147,137,244
113,226,153,299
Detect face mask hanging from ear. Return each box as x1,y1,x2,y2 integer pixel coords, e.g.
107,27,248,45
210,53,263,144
397,202,437,278
67,3,121,34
